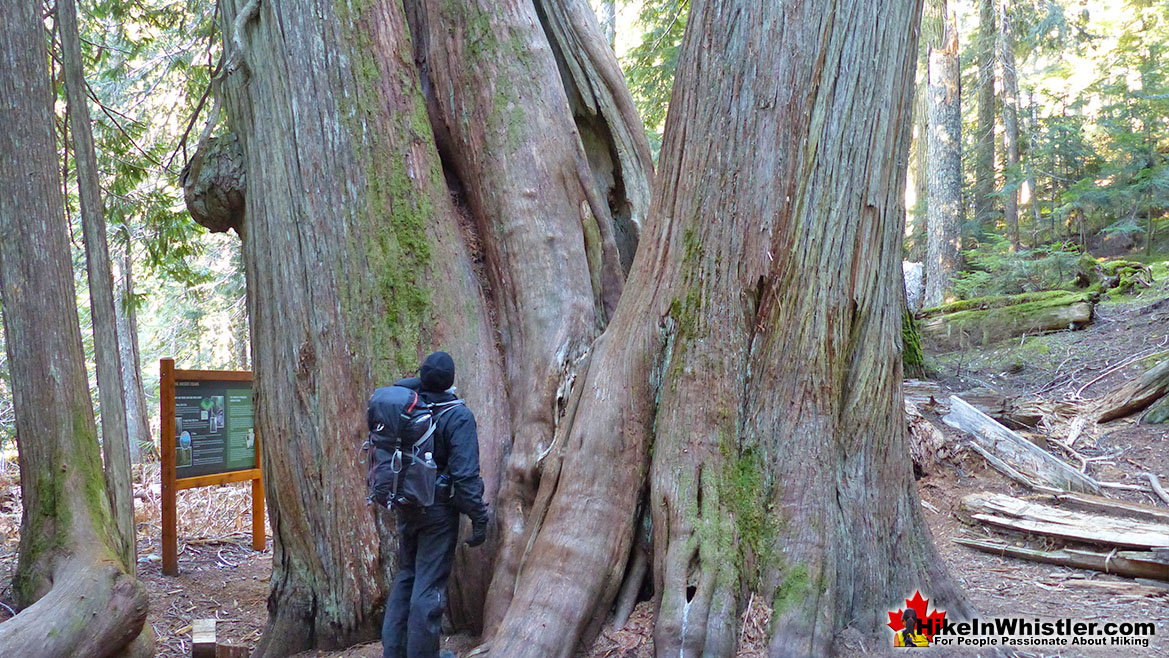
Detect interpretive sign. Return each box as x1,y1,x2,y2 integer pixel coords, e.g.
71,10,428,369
160,358,264,575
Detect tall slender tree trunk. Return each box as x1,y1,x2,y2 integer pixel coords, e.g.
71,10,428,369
58,0,136,572
926,17,962,309
0,2,150,654
908,0,947,261
997,1,1020,249
488,1,972,656
114,241,151,463
974,0,997,230
1026,90,1042,238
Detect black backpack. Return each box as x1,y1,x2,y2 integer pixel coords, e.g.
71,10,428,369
364,385,462,509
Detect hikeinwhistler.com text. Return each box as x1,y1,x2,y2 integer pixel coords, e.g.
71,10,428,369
924,617,1157,648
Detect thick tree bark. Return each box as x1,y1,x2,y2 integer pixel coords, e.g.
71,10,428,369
908,0,947,261
487,1,973,656
974,0,997,229
401,0,652,633
0,2,150,654
997,1,1020,249
114,244,151,463
213,0,511,653
59,0,136,572
925,17,961,308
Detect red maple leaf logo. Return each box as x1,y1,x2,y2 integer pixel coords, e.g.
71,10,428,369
887,590,946,641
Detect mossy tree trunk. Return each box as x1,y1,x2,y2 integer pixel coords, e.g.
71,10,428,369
925,16,962,309
59,0,137,568
0,2,150,654
208,0,970,655
488,0,972,656
401,0,652,632
208,0,650,653
213,0,510,654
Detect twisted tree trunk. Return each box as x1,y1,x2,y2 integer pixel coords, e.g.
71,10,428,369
0,2,150,654
204,0,972,655
490,1,972,656
207,0,649,652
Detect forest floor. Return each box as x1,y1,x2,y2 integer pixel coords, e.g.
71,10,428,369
0,269,1167,657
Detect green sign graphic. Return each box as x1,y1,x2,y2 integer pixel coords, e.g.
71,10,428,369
174,380,255,478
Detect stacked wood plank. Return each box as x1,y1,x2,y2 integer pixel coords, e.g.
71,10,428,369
959,492,1169,582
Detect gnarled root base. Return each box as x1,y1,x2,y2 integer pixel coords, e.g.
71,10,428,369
0,556,150,658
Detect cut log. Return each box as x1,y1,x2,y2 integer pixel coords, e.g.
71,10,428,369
962,492,1169,551
1030,492,1169,525
918,292,1093,351
193,619,216,658
1097,358,1169,423
954,537,1169,581
944,396,1101,493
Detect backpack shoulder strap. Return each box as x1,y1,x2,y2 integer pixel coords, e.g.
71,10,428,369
430,399,465,417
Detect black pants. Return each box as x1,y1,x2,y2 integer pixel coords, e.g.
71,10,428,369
382,503,459,658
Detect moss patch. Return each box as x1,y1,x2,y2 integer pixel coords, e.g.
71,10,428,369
334,0,438,372
919,290,1076,318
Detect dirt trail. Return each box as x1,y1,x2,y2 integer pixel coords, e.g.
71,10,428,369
1,278,1167,657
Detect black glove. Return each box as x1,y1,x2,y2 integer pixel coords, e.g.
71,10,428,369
465,518,487,547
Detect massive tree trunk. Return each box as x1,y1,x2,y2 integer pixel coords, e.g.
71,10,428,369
974,0,997,229
211,0,509,653
114,243,151,463
925,16,962,309
0,2,150,655
59,0,136,571
997,0,1020,249
400,0,652,632
487,1,972,656
908,0,947,261
206,0,650,652
208,0,971,655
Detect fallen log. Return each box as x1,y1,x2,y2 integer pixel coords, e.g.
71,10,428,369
1031,491,1169,525
944,396,1101,493
918,291,1093,351
905,400,949,476
954,537,1169,581
1097,358,1169,423
962,492,1169,551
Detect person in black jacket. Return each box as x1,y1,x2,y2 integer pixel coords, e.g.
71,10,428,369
382,352,489,658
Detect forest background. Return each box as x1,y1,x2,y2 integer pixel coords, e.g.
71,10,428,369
0,0,1165,454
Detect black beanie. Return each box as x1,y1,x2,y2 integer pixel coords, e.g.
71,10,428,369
419,351,456,392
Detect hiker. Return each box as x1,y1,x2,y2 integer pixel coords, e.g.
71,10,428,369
894,608,929,647
381,351,489,658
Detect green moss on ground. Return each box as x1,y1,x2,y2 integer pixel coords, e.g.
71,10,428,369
919,290,1076,318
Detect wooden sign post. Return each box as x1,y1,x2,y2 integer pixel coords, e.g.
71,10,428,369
160,358,265,576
